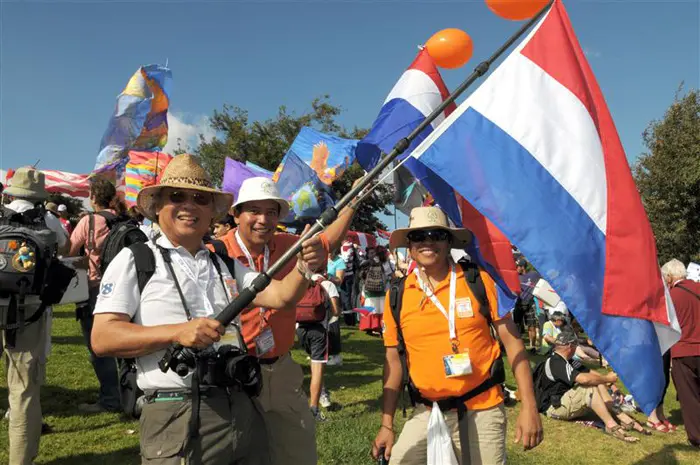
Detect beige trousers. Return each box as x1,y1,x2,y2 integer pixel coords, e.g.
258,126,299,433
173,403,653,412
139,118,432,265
2,313,48,465
390,403,507,465
257,354,317,465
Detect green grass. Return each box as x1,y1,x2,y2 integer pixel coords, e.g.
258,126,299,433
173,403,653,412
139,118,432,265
1,306,697,464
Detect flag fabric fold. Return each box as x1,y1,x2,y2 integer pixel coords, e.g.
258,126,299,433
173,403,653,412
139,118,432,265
410,0,679,414
94,65,172,175
223,158,273,204
272,127,357,186
358,47,518,315
275,151,335,224
125,151,173,206
356,48,462,224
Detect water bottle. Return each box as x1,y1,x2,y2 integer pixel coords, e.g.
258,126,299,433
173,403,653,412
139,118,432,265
377,447,388,465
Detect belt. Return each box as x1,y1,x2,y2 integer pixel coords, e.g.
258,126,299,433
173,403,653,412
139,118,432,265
145,387,230,403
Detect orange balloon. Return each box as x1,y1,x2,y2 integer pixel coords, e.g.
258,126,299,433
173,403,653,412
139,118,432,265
425,29,474,69
485,0,551,21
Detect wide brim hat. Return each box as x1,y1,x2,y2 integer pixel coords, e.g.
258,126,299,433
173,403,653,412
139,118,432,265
4,167,49,200
233,177,290,219
389,206,472,250
137,154,233,222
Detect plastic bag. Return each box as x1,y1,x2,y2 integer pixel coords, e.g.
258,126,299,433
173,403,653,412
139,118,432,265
427,402,459,465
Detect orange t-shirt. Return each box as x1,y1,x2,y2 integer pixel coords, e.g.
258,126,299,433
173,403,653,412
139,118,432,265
221,228,299,358
382,266,505,411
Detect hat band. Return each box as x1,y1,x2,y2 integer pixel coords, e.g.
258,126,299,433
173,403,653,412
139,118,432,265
160,177,213,189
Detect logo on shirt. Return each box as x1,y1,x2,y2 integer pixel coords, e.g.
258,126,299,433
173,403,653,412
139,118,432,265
100,282,114,296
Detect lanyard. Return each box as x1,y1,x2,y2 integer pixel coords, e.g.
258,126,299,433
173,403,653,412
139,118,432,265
413,263,458,350
169,250,217,317
235,231,269,273
235,231,271,328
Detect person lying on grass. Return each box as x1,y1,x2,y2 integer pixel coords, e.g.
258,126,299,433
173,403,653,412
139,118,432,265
534,329,650,443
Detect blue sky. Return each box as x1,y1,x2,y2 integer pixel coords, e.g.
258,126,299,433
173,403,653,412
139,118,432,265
1,0,698,182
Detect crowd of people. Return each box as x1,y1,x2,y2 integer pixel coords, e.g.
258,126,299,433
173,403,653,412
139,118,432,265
0,155,698,465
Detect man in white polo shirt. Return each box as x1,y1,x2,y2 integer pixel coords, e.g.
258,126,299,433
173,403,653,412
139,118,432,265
91,155,326,465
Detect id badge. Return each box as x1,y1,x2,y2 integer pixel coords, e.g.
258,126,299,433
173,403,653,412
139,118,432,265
255,327,276,356
456,298,473,318
443,350,473,378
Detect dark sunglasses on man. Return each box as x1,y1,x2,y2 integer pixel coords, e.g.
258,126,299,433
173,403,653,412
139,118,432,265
406,228,451,243
165,190,213,206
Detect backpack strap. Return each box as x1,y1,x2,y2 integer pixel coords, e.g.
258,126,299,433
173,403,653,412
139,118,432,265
95,210,118,228
208,250,233,299
458,258,491,325
388,276,414,414
129,242,156,294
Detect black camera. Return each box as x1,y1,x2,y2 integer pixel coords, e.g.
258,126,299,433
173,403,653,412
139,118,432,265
197,345,263,397
159,344,262,397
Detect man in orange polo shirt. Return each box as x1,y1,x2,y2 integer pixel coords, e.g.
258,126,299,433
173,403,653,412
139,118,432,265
372,207,542,465
221,177,356,465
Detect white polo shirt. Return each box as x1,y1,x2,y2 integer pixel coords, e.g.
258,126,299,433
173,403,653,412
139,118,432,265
93,234,258,390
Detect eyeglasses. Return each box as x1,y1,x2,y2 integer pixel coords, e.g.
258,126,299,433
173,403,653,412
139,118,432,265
166,190,213,207
406,229,451,243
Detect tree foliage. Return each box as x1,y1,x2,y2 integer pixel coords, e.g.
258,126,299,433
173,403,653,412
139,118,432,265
47,193,84,216
633,87,700,264
194,96,392,232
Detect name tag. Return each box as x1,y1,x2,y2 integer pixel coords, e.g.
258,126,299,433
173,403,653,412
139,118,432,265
443,350,473,378
456,298,473,318
255,327,276,356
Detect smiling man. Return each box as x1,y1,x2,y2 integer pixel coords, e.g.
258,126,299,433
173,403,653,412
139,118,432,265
372,206,542,465
218,177,357,465
90,155,326,465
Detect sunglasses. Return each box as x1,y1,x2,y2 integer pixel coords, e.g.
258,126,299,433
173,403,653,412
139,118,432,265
166,190,213,207
407,229,451,243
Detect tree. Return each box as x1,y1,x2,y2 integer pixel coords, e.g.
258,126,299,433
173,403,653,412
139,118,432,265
194,96,392,232
633,87,700,264
47,193,85,216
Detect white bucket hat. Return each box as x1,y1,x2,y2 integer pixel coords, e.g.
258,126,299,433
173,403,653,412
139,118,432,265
233,177,290,219
389,206,472,250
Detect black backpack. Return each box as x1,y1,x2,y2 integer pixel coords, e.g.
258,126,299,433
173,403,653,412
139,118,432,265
88,211,149,276
388,258,505,413
117,241,233,419
364,263,386,294
0,205,75,348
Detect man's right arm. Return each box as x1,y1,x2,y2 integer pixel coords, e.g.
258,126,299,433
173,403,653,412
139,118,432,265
67,216,88,257
380,347,403,426
575,370,617,386
92,313,223,358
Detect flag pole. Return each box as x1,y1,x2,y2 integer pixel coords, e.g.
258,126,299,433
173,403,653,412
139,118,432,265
159,0,555,375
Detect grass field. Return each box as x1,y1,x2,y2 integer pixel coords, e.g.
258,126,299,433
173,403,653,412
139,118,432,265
1,306,697,464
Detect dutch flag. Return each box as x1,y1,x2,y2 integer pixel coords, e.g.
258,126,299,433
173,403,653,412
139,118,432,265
411,0,681,414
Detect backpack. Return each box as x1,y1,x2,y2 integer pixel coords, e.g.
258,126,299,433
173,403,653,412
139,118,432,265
117,241,232,419
388,258,505,412
364,263,386,294
0,205,75,348
89,211,149,276
296,283,327,323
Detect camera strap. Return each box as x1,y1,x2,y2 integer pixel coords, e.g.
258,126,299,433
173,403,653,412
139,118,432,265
157,246,193,321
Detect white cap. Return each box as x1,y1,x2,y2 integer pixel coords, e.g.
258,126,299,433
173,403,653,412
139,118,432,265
57,204,67,212
233,177,289,219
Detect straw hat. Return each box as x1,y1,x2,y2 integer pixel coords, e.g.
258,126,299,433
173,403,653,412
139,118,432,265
233,177,290,219
4,167,48,200
137,154,233,222
389,206,472,250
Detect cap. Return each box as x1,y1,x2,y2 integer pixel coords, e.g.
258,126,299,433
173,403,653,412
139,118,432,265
554,329,578,346
516,258,527,267
57,204,67,212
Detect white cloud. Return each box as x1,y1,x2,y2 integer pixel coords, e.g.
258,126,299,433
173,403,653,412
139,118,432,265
163,112,216,154
583,47,602,59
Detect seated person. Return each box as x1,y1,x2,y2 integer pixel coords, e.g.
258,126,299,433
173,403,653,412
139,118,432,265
534,330,649,443
541,312,604,365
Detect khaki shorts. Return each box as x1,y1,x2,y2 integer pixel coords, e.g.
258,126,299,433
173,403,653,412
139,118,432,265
257,354,317,465
546,386,594,420
390,403,507,465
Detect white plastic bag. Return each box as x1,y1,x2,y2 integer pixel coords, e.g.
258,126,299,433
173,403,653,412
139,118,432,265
427,402,459,465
